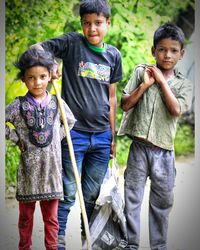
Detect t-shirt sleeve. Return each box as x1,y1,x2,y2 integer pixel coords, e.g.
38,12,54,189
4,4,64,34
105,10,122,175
122,65,145,96
40,33,72,59
176,78,193,114
110,49,123,83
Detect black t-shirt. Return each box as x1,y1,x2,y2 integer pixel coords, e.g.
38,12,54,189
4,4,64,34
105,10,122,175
41,32,123,132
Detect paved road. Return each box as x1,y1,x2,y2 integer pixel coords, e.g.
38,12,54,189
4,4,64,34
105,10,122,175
1,155,200,250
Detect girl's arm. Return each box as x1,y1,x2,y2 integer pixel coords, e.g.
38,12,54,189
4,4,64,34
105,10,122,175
5,101,20,145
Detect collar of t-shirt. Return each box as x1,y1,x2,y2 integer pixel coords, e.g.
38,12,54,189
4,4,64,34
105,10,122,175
84,36,107,53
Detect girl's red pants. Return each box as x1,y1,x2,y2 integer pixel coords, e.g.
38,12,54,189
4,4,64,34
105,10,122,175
18,199,59,250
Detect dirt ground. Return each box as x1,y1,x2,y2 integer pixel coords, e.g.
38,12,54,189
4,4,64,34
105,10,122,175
1,155,200,250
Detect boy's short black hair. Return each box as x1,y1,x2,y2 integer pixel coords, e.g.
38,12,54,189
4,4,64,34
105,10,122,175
15,48,55,79
79,0,110,19
153,22,185,49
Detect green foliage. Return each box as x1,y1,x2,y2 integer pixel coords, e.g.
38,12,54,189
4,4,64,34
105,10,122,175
5,140,20,185
116,135,132,166
174,123,194,156
6,0,80,104
5,0,195,184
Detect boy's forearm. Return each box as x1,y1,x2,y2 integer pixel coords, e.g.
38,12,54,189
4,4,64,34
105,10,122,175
121,82,147,112
159,80,181,116
109,84,117,138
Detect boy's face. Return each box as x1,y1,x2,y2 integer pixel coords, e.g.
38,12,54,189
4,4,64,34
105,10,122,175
22,66,51,100
81,13,110,48
152,38,184,71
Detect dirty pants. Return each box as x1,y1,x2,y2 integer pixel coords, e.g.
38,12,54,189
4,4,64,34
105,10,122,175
124,139,176,250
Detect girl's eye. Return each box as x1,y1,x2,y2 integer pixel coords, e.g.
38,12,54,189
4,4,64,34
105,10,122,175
41,75,47,79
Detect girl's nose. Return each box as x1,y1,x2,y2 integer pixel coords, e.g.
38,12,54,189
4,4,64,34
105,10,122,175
35,78,42,85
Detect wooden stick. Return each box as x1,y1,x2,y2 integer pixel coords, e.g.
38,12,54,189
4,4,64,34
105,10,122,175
52,80,92,250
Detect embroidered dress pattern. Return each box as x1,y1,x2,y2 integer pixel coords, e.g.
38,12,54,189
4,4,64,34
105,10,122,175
20,95,58,147
6,93,76,202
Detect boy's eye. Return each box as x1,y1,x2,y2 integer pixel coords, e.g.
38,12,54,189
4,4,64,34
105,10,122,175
82,21,90,27
95,21,103,26
172,49,179,53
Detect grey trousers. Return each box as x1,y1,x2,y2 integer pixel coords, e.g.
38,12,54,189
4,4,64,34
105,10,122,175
124,139,176,250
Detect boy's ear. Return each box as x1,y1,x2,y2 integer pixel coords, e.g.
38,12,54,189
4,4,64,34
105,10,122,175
179,48,185,60
107,18,111,27
49,71,53,82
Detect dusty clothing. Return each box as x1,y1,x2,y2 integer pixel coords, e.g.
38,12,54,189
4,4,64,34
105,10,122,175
118,64,193,150
6,92,76,201
41,32,123,132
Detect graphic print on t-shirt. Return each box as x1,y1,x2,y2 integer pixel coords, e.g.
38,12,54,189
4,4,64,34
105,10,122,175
78,61,111,82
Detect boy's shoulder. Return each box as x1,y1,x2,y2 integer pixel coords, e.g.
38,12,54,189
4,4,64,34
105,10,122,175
174,67,189,80
62,31,83,41
105,43,122,58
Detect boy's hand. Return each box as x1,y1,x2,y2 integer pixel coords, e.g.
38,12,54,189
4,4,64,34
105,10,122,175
51,62,61,80
147,65,166,86
110,139,116,159
143,67,155,87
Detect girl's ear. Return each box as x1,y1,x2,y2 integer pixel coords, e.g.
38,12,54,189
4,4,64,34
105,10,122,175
21,76,25,83
151,46,155,57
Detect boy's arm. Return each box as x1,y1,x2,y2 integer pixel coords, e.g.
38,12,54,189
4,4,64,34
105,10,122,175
30,43,61,79
109,83,117,158
121,67,155,112
148,65,181,116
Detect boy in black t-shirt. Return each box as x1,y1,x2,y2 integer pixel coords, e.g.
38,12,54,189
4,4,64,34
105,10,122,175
31,0,123,249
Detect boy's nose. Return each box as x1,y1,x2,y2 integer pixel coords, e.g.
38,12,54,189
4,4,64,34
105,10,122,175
90,23,96,31
165,51,171,58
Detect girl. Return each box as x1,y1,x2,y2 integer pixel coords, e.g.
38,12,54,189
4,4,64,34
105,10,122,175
6,48,76,250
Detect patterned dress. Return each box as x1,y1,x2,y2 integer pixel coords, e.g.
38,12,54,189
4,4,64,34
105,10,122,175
6,92,76,201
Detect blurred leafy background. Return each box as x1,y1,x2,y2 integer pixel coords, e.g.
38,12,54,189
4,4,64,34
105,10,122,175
5,0,195,187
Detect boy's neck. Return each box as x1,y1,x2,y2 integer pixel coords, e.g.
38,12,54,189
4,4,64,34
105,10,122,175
85,38,106,52
157,65,175,80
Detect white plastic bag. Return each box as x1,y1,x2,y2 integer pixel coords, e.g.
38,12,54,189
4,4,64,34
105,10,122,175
83,158,128,250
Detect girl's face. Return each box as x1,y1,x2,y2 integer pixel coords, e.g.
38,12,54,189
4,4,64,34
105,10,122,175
22,66,51,100
81,13,110,48
152,38,184,71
